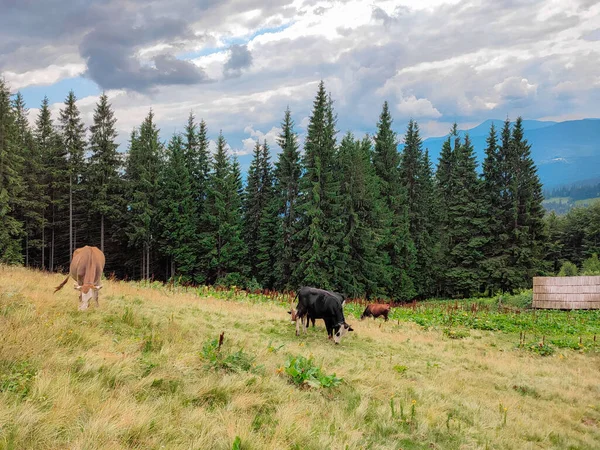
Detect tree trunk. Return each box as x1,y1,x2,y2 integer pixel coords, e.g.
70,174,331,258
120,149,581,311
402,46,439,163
41,218,45,270
70,176,73,262
101,214,105,253
146,244,150,280
25,221,29,267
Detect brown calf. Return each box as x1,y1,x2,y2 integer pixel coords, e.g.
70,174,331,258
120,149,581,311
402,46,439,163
360,303,391,321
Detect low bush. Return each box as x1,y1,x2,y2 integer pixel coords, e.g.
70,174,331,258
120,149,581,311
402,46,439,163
280,355,342,389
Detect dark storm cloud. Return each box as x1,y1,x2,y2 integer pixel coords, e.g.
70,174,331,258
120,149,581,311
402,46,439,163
223,45,253,79
78,15,210,91
0,0,296,90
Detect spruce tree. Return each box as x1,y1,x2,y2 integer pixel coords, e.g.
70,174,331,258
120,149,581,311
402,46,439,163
293,81,340,289
336,133,387,298
200,132,247,285
508,117,547,288
125,110,162,279
157,134,197,281
58,90,86,260
373,101,415,300
13,92,44,266
274,107,301,290
399,119,440,297
0,79,24,264
243,140,263,281
36,96,67,271
87,93,122,263
480,123,506,294
444,134,486,297
255,140,279,289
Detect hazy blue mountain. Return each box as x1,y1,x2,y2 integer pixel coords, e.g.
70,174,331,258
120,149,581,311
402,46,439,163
415,118,600,188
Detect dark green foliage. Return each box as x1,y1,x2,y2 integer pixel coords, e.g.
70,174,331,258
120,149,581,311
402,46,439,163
200,132,247,285
86,93,123,265
36,96,68,271
255,141,280,289
0,78,561,295
125,110,162,279
157,134,198,282
243,141,264,280
12,92,45,267
0,80,24,264
274,107,301,290
443,133,486,297
373,101,415,300
336,133,387,298
480,124,506,294
293,81,341,289
399,120,440,298
58,91,87,261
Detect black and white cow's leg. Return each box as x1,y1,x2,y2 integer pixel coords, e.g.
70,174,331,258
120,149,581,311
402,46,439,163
324,318,334,340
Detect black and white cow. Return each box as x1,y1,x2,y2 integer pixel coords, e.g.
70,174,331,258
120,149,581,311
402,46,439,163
290,287,353,344
288,288,346,329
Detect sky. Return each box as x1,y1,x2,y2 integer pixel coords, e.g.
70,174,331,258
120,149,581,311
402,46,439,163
1,0,599,171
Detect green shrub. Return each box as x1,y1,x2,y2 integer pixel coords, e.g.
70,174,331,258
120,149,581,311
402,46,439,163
0,361,37,398
443,328,470,339
581,253,600,275
558,261,578,277
200,337,262,374
280,355,342,389
525,341,555,356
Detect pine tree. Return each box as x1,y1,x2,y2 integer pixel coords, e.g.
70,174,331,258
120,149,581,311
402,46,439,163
415,149,441,297
87,93,122,262
274,107,301,290
507,117,547,288
444,134,486,297
436,124,460,294
399,119,440,297
157,134,197,281
255,140,280,289
293,81,340,289
200,132,247,285
243,140,263,281
125,110,162,279
36,96,67,271
13,92,45,267
480,123,506,294
373,101,415,300
336,133,387,298
0,79,24,264
183,113,210,215
58,90,86,260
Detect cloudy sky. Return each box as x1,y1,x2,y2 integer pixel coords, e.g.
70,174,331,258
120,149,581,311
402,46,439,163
1,0,599,169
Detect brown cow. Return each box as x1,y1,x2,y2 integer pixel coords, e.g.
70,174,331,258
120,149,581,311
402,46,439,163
360,303,391,321
54,246,106,310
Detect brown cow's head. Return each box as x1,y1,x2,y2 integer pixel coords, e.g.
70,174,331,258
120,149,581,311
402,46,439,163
74,283,102,310
287,308,298,324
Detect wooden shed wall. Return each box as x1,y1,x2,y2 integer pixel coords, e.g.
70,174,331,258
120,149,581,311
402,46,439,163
532,276,600,309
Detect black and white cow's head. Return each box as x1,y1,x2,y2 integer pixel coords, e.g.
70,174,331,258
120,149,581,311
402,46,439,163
333,322,354,344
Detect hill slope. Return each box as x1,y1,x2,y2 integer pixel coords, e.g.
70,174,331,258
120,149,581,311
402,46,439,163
418,119,600,188
0,267,599,449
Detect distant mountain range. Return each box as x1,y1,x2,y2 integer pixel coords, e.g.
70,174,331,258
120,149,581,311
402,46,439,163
416,118,600,189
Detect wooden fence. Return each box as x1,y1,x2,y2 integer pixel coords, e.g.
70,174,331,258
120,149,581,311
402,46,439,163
533,276,600,309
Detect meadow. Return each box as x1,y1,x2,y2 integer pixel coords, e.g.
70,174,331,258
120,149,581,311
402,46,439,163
1,266,599,450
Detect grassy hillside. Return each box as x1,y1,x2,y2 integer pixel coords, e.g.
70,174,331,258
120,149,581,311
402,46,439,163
1,266,599,450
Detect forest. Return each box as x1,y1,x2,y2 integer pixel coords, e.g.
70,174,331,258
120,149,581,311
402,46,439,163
0,79,598,299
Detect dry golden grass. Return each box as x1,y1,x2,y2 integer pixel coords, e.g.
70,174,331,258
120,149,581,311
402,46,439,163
0,265,599,449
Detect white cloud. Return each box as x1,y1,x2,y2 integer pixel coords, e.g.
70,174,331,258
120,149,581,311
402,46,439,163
4,63,86,91
396,95,442,119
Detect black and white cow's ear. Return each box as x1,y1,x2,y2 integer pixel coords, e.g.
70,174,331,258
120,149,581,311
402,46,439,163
287,311,291,314
346,323,354,332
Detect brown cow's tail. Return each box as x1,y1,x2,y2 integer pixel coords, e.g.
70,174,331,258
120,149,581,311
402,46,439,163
54,275,70,293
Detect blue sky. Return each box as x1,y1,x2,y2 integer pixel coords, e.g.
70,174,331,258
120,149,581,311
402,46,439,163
2,0,599,174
